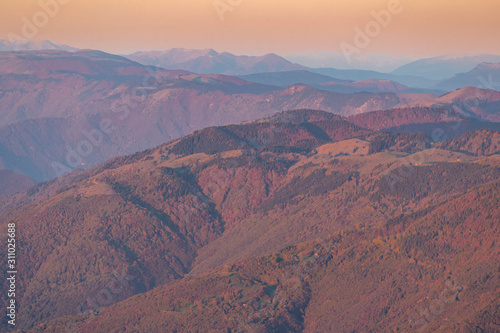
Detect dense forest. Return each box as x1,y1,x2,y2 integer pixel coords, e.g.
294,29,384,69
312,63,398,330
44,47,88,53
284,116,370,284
0,110,498,332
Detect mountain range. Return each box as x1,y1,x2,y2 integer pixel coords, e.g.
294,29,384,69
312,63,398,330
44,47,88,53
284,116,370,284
1,31,499,333
0,50,447,187
1,48,500,193
435,62,500,91
0,109,498,332
125,50,500,90
2,40,500,89
125,50,500,91
0,42,498,333
126,48,308,75
6,42,499,83
0,43,499,193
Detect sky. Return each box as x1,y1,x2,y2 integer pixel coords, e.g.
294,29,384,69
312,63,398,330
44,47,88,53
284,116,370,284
1,0,500,59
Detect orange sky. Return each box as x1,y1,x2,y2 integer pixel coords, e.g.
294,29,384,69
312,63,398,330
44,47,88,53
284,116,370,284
1,0,499,57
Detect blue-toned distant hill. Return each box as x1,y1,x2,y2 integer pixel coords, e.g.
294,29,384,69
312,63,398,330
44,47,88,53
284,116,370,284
311,67,438,89
126,48,308,75
435,62,500,91
238,71,444,94
392,54,500,80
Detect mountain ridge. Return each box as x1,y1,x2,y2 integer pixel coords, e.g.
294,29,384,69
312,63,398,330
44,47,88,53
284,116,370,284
125,48,308,75
1,109,498,331
435,62,500,91
0,50,440,184
392,54,500,80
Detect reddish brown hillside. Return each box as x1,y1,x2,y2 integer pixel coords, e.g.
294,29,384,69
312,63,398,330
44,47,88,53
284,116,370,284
347,107,463,131
36,179,500,333
437,130,500,156
1,110,498,331
347,107,500,140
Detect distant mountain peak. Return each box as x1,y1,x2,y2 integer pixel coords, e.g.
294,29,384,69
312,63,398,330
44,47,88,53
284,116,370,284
438,86,500,102
392,54,500,80
0,39,77,52
125,48,307,75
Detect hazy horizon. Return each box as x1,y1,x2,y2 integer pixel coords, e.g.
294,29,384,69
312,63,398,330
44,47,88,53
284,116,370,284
5,38,500,73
